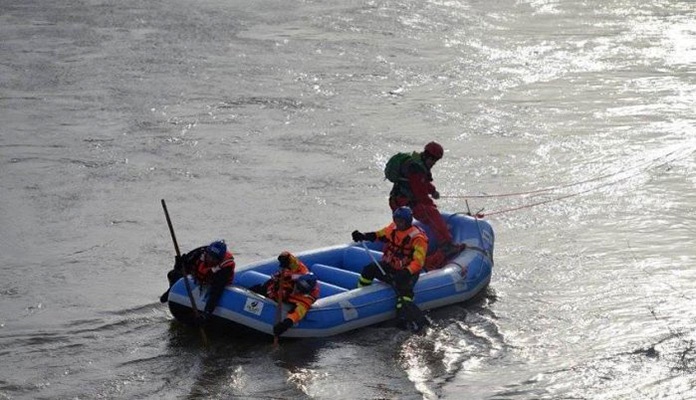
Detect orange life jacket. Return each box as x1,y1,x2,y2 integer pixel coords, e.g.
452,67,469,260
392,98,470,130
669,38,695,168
376,223,428,275
267,253,320,324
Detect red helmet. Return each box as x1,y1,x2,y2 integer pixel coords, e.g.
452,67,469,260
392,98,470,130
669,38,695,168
423,142,444,160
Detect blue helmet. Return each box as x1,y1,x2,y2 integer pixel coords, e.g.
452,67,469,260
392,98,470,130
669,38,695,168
393,206,413,226
207,240,227,260
296,274,318,294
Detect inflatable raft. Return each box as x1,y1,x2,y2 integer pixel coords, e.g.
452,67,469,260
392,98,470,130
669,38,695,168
165,212,494,338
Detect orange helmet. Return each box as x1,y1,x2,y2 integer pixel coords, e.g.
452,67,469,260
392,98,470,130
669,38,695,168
423,142,444,160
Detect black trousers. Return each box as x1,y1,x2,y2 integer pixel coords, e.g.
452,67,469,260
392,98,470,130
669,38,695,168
360,261,419,300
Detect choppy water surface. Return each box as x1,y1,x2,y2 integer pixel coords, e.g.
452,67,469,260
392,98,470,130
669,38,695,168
1,0,695,398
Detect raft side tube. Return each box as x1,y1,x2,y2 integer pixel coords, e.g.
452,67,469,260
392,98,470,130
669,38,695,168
310,263,360,290
342,246,382,273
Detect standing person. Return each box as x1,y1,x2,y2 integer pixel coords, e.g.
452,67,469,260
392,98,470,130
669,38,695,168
258,251,320,337
351,206,430,332
385,141,464,268
160,240,236,323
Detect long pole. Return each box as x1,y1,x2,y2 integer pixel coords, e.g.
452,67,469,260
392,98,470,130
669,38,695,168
273,282,283,347
161,199,209,347
360,241,389,278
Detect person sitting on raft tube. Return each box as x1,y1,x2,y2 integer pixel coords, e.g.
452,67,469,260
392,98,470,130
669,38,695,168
351,206,430,332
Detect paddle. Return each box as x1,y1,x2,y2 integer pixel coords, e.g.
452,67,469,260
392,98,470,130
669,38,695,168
273,279,284,347
359,241,428,333
161,199,209,347
359,241,390,279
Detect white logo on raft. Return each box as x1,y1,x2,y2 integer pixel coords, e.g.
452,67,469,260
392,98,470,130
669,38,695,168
243,298,264,316
340,300,359,321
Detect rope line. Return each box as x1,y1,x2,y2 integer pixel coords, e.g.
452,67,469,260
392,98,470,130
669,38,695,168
470,146,695,218
482,174,632,216
442,146,687,200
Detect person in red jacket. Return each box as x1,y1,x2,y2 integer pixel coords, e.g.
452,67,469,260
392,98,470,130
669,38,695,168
388,142,464,269
352,206,430,332
160,240,236,322
257,251,320,336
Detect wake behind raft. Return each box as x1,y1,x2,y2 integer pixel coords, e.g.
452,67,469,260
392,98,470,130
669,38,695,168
163,212,494,338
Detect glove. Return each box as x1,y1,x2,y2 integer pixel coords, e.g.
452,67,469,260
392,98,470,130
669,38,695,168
352,230,366,242
273,318,294,336
432,190,440,200
393,268,412,285
278,253,291,269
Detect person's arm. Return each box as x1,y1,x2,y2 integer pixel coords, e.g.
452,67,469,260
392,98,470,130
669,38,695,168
179,246,205,274
375,223,394,242
204,268,233,314
406,235,428,275
352,230,377,242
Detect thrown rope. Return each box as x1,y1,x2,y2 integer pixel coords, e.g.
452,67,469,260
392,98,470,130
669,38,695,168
442,145,687,201
457,145,695,218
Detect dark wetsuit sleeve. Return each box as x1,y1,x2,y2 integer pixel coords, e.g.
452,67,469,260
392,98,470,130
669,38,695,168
204,268,233,314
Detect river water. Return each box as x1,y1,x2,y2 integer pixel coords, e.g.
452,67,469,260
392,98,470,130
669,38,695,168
1,0,695,399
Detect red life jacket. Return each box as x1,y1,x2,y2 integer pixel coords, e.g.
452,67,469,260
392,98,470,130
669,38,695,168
193,251,235,285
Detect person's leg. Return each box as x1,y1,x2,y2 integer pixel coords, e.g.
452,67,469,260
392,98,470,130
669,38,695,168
392,271,417,304
412,203,453,245
249,278,272,296
424,250,446,271
285,295,315,324
160,268,185,303
358,262,389,286
393,272,429,332
358,262,377,287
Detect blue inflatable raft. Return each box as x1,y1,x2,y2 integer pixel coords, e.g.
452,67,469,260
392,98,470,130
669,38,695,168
165,212,494,338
